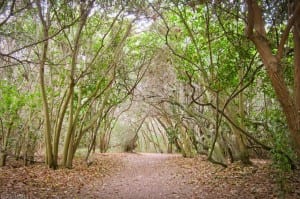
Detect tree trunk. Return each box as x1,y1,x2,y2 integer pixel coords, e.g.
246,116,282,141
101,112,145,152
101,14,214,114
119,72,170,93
0,152,7,167
1,121,13,167
219,91,250,164
61,5,90,168
167,143,173,153
99,133,107,153
229,125,251,164
53,88,72,166
246,0,300,158
294,1,300,146
62,92,75,168
178,124,195,158
36,0,56,169
66,137,75,169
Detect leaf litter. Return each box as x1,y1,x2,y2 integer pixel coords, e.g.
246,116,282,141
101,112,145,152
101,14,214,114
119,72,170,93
0,153,300,199
0,153,121,198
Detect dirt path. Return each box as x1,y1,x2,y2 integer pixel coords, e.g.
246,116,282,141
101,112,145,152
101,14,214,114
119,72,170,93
1,153,299,198
84,153,198,199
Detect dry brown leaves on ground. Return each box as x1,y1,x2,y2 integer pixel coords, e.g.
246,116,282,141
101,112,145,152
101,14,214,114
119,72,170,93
0,153,122,199
169,156,300,199
1,153,300,199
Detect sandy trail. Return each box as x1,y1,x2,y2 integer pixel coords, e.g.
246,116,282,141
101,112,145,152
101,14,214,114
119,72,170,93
89,153,198,199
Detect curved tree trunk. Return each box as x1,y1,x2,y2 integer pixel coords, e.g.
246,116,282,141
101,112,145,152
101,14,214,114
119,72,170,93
246,0,300,158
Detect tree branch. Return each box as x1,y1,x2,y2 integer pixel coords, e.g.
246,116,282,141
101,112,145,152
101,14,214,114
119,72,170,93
276,3,300,60
0,15,80,58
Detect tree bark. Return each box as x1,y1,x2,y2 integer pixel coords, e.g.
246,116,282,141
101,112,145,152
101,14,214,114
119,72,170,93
62,3,90,168
294,1,300,124
246,0,300,158
36,0,56,168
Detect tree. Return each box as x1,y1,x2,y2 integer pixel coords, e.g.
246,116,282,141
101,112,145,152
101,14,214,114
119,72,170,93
0,81,25,166
245,0,300,159
149,1,256,164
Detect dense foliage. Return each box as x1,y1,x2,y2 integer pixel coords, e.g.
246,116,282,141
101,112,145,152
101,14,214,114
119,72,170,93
0,0,299,172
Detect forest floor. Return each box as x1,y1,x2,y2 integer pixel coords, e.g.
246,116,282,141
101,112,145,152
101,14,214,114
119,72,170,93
0,153,300,199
